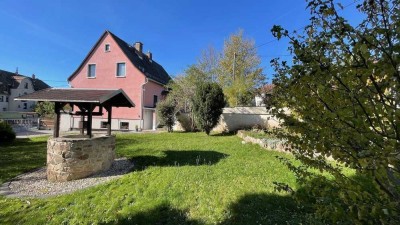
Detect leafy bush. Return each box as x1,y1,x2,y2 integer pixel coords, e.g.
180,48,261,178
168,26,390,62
270,0,400,223
34,101,55,118
156,98,176,132
0,121,16,143
176,112,197,132
192,82,225,135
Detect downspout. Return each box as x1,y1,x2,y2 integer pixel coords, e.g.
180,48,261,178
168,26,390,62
141,78,149,130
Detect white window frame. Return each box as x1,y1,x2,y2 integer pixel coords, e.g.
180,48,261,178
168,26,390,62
105,43,110,52
100,121,108,129
120,122,129,130
87,64,96,78
116,62,126,77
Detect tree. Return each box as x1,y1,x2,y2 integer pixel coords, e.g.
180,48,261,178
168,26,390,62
192,82,225,135
197,46,221,82
270,0,399,223
34,101,55,118
218,30,264,106
156,98,176,132
167,65,211,131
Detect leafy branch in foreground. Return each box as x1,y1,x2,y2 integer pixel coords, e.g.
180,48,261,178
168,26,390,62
270,0,400,223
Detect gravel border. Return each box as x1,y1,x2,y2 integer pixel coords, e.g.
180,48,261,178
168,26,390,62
0,158,134,198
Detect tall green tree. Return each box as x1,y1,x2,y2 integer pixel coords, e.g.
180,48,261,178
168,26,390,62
167,65,211,131
218,30,264,106
192,82,225,135
270,0,399,223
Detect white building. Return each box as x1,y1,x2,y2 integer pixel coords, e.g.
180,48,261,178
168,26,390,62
0,69,50,112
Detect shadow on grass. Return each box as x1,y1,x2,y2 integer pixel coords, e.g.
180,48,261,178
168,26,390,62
100,193,307,225
220,193,307,225
0,138,47,183
131,150,228,171
100,203,202,225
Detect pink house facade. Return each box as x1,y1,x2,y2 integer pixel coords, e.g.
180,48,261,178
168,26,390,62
64,30,171,131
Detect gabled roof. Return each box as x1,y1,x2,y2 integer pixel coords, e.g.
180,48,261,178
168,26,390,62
68,30,171,85
0,69,50,94
15,88,135,108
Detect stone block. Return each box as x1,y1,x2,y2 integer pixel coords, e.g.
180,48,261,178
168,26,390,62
46,135,116,182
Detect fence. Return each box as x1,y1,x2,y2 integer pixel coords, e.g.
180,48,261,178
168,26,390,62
2,118,40,131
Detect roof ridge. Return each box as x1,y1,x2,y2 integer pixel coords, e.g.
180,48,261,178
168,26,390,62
68,30,171,85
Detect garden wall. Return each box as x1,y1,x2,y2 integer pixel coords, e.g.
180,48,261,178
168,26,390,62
47,135,115,182
173,107,283,132
212,107,282,132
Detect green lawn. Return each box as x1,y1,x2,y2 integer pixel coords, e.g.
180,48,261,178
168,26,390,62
0,132,309,224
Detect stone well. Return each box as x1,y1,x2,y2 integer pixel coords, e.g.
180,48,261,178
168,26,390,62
47,135,116,182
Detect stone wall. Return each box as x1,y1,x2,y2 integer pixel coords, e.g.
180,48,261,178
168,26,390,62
173,107,286,132
237,130,289,153
47,135,116,182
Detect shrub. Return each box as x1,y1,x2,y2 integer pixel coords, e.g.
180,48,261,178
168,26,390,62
176,112,197,132
192,82,225,135
156,98,176,132
0,121,16,143
34,101,55,118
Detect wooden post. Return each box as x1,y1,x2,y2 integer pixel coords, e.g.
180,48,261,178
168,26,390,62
80,115,84,135
53,102,61,138
107,105,112,136
87,104,93,138
77,104,85,135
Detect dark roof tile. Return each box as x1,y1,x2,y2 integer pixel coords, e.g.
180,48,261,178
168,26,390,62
68,31,171,85
0,69,50,94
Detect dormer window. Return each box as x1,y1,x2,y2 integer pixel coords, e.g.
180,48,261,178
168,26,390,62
105,44,110,52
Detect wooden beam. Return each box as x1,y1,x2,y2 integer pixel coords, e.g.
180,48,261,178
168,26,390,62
106,105,112,136
53,102,63,138
80,115,85,135
73,111,103,116
87,103,93,138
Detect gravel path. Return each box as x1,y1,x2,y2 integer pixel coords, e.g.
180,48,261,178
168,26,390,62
0,158,134,198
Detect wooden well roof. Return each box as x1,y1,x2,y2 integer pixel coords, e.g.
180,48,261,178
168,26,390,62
15,88,135,107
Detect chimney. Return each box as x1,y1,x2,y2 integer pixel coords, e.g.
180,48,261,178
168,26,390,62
32,74,36,79
134,42,143,53
146,51,153,61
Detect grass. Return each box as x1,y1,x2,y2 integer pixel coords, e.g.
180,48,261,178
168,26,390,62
0,136,48,183
0,132,309,224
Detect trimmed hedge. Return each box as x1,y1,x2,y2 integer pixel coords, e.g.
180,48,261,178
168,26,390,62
0,121,16,143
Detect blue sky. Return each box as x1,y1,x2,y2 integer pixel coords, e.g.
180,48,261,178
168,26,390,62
0,0,362,88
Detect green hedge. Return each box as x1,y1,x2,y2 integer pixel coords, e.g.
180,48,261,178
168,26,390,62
0,121,16,143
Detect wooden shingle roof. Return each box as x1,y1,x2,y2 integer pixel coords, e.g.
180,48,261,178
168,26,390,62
15,88,135,107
